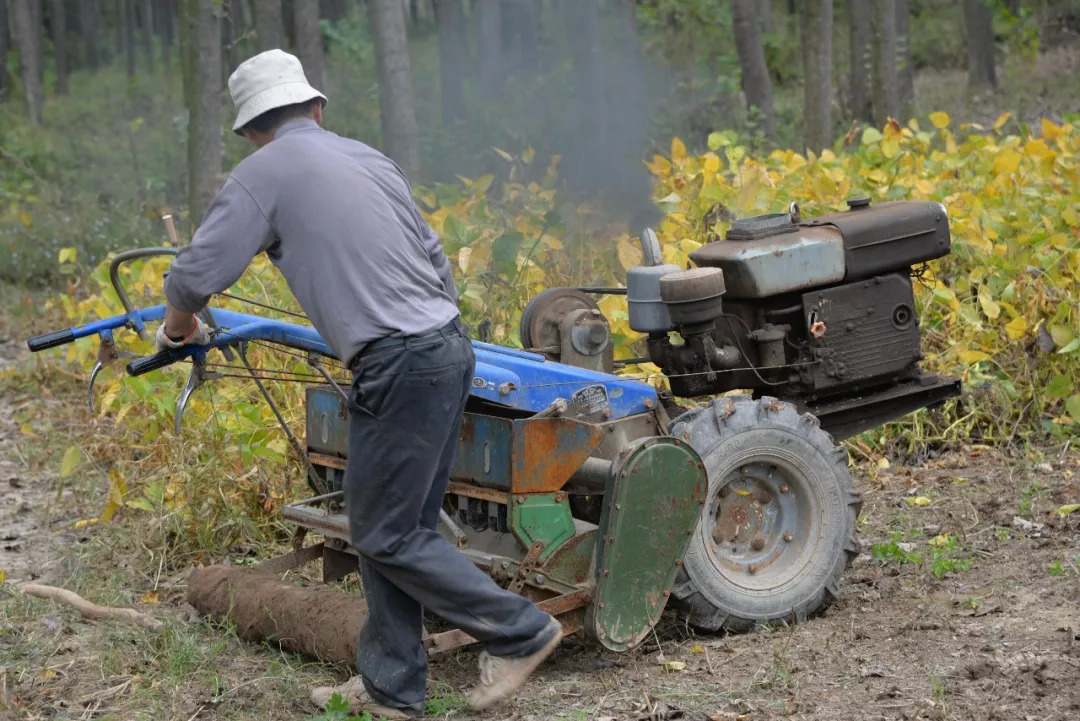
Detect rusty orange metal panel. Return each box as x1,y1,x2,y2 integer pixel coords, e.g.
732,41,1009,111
510,417,605,493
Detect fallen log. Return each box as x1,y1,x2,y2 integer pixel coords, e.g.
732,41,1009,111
186,565,366,666
20,583,163,631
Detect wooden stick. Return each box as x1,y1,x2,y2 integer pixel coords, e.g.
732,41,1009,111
20,583,163,631
162,214,179,246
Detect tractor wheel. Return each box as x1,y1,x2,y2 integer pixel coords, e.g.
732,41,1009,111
668,395,861,632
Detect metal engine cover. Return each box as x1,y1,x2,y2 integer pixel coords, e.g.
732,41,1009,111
802,272,922,394
689,225,846,299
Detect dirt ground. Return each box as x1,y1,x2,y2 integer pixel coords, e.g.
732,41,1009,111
1,331,1079,721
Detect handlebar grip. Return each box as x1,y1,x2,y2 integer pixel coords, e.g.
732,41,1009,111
126,349,184,376
27,329,75,352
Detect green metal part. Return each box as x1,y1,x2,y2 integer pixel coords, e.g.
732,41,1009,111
587,437,708,651
510,493,576,561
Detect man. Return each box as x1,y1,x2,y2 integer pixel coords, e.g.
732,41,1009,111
158,49,562,718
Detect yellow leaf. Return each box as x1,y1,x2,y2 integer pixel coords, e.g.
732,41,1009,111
59,445,81,478
0,569,6,584
663,660,687,672
881,138,900,158
978,289,1001,320
458,246,472,274
140,591,159,604
1063,207,1078,227
19,212,32,227
74,518,100,529
993,112,1012,131
1005,316,1028,340
907,496,932,507
492,147,514,163
20,423,36,437
645,154,672,177
102,468,128,522
522,147,535,165
671,137,686,164
690,644,705,654
1042,117,1061,141
959,350,991,364
929,112,950,129
877,458,890,469
616,236,643,271
703,153,721,174
993,150,1021,176
929,533,951,547
58,247,77,264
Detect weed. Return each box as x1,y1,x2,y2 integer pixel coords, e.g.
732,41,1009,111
1018,481,1050,518
871,532,924,565
311,693,373,721
1048,560,1065,577
995,528,1012,542
929,534,972,579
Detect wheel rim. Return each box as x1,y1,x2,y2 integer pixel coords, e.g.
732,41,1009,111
704,455,823,591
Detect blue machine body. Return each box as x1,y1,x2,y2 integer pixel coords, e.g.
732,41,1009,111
54,304,658,421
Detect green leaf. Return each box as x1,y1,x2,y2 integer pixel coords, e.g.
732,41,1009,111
1046,374,1074,399
59,445,81,478
126,497,155,512
492,232,524,275
1057,338,1080,355
1066,395,1080,423
861,127,884,144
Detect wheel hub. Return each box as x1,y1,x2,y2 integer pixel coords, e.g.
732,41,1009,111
708,461,811,583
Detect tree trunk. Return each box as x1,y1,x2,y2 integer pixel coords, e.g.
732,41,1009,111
115,0,123,57
51,0,67,94
963,0,996,88
409,0,418,27
895,0,913,121
848,0,872,122
501,0,537,78
10,0,43,123
180,0,223,224
160,0,173,76
871,0,899,125
800,0,832,152
368,0,421,178
320,0,347,22
80,0,98,68
433,0,465,124
732,0,775,138
125,0,136,77
475,0,501,98
30,0,42,85
252,0,283,51
758,0,773,34
228,0,247,68
564,0,604,190
282,0,295,48
141,0,154,71
0,0,10,98
293,0,324,90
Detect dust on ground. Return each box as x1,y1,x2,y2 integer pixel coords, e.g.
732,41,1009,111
1,331,1078,721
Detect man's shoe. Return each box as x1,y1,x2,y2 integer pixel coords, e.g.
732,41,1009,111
310,675,416,719
467,615,564,711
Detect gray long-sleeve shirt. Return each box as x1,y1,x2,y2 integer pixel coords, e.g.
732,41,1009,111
163,117,460,365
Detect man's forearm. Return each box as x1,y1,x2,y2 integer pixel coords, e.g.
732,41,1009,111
164,304,196,339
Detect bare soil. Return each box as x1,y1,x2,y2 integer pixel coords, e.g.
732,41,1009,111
1,330,1078,721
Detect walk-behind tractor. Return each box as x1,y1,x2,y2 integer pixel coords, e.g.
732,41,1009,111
28,198,960,659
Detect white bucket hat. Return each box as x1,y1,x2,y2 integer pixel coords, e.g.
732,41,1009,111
228,49,328,133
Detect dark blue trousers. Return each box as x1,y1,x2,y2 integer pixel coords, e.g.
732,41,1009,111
344,318,552,711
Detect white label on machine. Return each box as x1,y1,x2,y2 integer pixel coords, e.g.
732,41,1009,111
573,384,609,416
